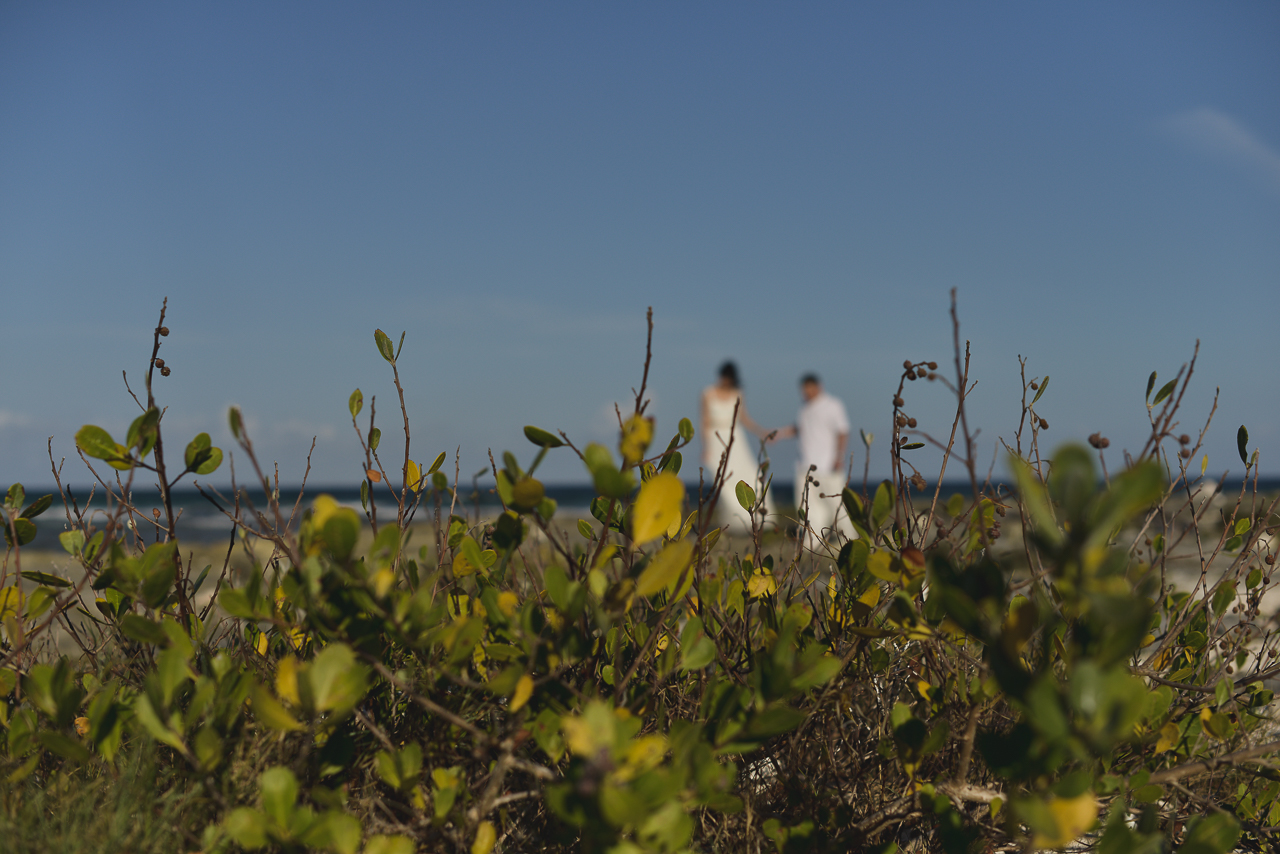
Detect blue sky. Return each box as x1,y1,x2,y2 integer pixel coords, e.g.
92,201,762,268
2,2,1277,492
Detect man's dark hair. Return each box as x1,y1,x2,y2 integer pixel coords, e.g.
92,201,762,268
719,361,741,389
800,373,820,386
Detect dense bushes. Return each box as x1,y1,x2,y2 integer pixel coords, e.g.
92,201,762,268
1,296,1277,853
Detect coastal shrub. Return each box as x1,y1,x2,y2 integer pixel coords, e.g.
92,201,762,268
0,295,1277,853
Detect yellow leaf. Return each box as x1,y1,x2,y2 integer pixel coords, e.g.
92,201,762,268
471,820,497,854
312,494,340,529
592,544,619,570
1033,793,1098,848
635,540,695,597
617,734,667,780
866,551,899,582
1155,721,1179,753
510,675,534,713
372,568,395,599
631,472,685,544
496,591,520,617
857,585,881,607
255,632,269,656
747,571,777,598
74,716,89,736
251,685,305,732
406,459,422,491
276,656,300,706
620,415,654,466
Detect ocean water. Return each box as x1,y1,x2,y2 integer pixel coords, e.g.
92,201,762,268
12,476,1277,551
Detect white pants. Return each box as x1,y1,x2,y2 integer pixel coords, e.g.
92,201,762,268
795,466,854,549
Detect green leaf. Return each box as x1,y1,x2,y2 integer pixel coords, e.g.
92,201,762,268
680,636,716,671
1031,375,1049,405
19,571,68,589
219,588,262,620
37,731,92,763
524,425,564,448
374,328,396,363
156,646,194,708
1145,371,1157,402
744,705,806,739
260,766,299,828
321,509,362,561
125,408,161,456
301,812,362,854
4,519,37,548
1178,813,1240,854
118,614,168,646
1237,425,1249,466
365,836,415,854
678,418,694,442
900,442,924,450
871,480,895,530
583,443,635,499
225,808,268,849
140,559,177,609
307,644,369,717
427,451,447,475
1211,584,1236,618
1152,379,1177,407
132,694,187,753
369,427,381,452
792,656,842,691
58,530,85,555
543,564,572,612
348,389,363,419
228,407,244,441
735,480,756,513
75,425,119,461
19,494,52,519
5,483,24,510
184,433,223,475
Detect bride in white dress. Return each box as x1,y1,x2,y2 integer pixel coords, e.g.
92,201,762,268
700,361,776,532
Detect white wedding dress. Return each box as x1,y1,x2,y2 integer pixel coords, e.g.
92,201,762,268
702,390,776,532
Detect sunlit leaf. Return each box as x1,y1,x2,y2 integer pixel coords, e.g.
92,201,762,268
635,540,695,597
632,472,684,543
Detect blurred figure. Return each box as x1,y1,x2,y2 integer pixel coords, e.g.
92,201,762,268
773,373,853,548
701,361,775,532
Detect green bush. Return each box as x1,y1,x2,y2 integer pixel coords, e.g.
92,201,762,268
1,297,1277,853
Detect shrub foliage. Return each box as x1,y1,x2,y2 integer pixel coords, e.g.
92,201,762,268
1,297,1277,853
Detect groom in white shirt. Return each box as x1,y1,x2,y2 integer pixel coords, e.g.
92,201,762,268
773,374,853,548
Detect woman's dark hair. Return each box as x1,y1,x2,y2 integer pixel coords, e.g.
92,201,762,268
718,360,741,389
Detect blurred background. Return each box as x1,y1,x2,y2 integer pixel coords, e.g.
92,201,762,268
2,1,1277,498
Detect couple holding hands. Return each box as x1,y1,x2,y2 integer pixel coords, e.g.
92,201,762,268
700,361,854,546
